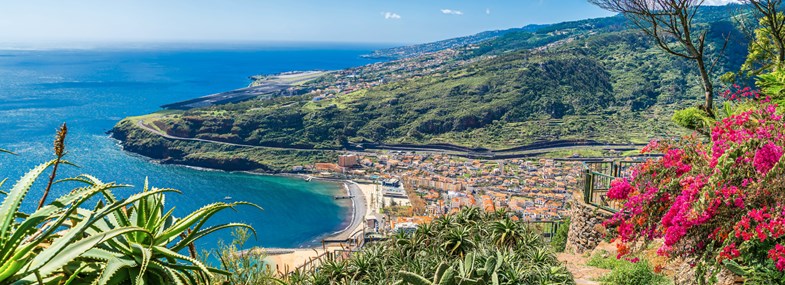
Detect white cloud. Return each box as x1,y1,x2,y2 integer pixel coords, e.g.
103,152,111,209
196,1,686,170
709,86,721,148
703,0,741,5
382,12,401,20
441,9,464,15
486,8,491,15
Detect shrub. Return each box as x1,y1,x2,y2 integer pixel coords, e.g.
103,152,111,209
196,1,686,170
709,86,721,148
588,253,669,285
551,218,571,253
604,99,785,283
672,106,713,132
287,209,575,285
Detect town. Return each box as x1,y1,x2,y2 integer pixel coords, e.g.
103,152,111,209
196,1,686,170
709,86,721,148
297,151,586,235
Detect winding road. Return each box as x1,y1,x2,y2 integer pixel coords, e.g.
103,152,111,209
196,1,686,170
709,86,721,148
134,119,645,158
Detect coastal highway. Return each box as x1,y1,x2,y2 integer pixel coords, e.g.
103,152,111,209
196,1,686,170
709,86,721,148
136,120,321,151
133,119,644,159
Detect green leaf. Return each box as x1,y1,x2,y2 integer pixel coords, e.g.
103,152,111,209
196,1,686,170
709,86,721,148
439,267,456,285
131,243,152,285
433,262,449,284
722,259,750,277
18,226,147,282
0,160,56,243
171,223,255,252
399,270,433,285
154,201,258,245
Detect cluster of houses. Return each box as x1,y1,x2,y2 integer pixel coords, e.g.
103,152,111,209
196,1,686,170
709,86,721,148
300,47,493,104
304,151,583,234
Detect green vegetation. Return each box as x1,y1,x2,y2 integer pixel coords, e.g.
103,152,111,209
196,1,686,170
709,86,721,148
550,218,570,253
671,106,713,133
112,119,338,172
113,6,749,172
0,130,259,284
282,208,573,284
587,251,670,285
201,229,279,285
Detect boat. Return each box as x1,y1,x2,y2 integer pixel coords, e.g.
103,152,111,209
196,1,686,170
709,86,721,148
224,196,232,200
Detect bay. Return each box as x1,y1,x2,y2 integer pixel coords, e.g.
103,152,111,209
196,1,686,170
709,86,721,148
0,44,385,250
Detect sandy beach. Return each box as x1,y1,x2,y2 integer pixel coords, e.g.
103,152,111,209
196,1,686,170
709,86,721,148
262,180,379,273
325,181,368,240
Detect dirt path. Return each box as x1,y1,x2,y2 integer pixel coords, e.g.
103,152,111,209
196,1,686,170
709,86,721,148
558,252,608,285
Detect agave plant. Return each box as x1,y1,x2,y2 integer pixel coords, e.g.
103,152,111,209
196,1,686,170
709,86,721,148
1,126,262,285
69,176,261,284
284,208,575,285
490,218,524,248
441,226,475,257
0,160,150,284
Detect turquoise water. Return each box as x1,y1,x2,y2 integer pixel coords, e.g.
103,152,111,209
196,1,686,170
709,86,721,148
0,45,384,250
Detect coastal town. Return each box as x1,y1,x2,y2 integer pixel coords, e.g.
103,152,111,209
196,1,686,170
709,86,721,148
300,151,584,235
261,150,597,274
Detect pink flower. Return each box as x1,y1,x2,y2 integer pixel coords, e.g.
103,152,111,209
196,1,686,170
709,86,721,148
768,244,785,271
719,244,741,260
754,142,783,174
608,178,634,200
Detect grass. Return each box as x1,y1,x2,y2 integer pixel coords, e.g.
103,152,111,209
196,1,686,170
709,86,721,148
586,251,671,285
125,110,184,134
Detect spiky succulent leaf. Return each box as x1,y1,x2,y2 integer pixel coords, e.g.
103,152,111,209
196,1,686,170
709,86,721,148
399,271,433,285
0,160,56,243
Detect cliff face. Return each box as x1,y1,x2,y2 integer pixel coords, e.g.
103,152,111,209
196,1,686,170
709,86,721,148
111,119,338,172
111,120,269,172
111,120,182,160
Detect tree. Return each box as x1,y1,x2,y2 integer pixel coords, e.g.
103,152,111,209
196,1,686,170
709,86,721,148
588,0,720,114
738,0,785,75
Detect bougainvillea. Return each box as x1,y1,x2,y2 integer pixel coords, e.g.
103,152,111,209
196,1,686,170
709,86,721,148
603,98,785,282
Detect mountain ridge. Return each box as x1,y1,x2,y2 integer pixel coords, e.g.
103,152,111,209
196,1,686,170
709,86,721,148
111,5,748,171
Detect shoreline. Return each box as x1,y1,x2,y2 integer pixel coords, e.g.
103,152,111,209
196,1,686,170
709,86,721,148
322,180,370,241
259,180,376,274
113,135,364,248
117,143,366,245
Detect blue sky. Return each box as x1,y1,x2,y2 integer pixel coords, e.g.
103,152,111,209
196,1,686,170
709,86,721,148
0,0,737,45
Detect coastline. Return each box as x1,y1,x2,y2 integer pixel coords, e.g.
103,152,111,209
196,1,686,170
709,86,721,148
323,180,369,241
260,179,376,274
113,134,363,248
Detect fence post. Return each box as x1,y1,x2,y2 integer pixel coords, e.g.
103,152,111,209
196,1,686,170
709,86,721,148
583,169,592,205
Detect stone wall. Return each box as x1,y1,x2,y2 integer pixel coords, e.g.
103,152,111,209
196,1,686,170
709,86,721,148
565,200,613,254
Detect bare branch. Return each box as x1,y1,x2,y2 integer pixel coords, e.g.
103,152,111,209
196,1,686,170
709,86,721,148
588,0,716,111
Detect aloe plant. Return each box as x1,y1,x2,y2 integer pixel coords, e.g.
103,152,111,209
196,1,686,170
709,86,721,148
67,177,262,285
0,160,149,284
0,132,261,285
284,208,574,285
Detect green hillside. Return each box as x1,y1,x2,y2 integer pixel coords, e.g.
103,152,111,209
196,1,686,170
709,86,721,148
112,5,750,170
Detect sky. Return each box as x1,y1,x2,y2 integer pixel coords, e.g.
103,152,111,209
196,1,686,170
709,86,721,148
0,0,739,46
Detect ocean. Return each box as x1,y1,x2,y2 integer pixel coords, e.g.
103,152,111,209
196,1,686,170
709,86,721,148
0,44,386,250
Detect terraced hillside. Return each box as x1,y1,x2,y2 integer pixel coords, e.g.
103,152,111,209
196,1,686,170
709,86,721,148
113,6,749,171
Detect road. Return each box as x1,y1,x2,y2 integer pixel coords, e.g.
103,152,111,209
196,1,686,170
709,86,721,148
134,119,644,159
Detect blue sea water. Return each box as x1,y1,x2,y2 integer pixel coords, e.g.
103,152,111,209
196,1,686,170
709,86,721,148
0,44,385,251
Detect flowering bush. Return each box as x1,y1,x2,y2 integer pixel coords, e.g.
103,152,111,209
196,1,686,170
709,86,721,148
604,98,785,283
